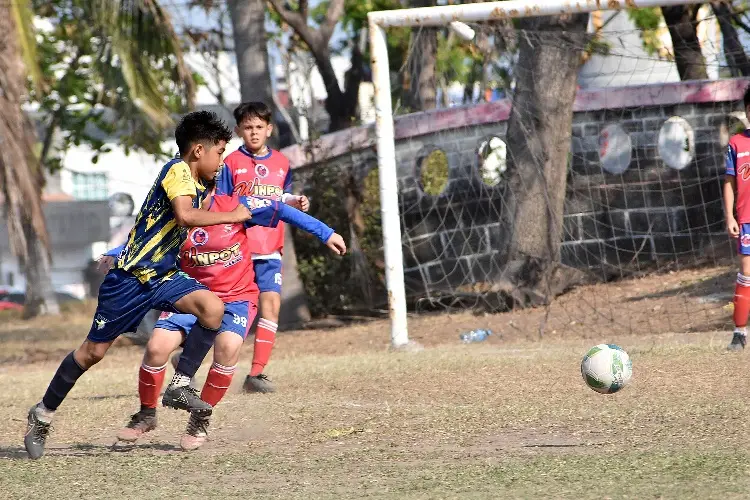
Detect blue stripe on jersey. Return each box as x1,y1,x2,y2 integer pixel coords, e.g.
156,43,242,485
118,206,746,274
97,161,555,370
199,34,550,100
727,144,737,176
239,196,334,243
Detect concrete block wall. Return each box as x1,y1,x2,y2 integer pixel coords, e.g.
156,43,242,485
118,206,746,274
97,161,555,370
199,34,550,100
285,79,748,297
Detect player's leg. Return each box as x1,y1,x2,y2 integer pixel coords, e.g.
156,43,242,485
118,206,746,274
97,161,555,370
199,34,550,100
181,301,253,451
244,259,281,394
117,316,187,442
159,273,224,414
729,231,750,351
25,270,151,459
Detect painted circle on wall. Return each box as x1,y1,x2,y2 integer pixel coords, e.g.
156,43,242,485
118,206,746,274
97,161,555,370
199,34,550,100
598,124,632,175
658,116,695,170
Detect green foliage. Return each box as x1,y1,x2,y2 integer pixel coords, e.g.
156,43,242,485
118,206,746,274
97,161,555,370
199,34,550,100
628,7,670,58
293,164,385,316
29,0,196,170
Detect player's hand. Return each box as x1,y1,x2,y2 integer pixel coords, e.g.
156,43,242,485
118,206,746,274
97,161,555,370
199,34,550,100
298,195,310,212
96,255,115,274
325,232,347,255
230,203,252,223
728,217,740,238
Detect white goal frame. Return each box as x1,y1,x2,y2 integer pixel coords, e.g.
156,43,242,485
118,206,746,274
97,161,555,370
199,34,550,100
367,0,703,348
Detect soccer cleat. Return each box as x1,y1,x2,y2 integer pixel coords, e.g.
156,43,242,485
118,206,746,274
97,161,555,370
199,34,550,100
180,412,210,451
243,373,276,394
116,410,157,443
728,330,747,351
162,384,213,416
24,404,52,460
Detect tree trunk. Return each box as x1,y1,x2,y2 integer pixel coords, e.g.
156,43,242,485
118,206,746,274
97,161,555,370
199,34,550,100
228,0,277,144
309,45,354,132
711,1,750,77
662,6,708,80
0,3,58,318
499,13,590,308
404,0,437,111
21,220,59,318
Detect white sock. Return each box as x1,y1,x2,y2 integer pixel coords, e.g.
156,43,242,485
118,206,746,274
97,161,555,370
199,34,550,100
169,372,192,388
735,327,748,336
35,402,55,422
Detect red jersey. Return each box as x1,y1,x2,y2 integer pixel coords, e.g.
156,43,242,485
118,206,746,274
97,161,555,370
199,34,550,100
178,195,259,303
726,131,750,223
219,146,292,256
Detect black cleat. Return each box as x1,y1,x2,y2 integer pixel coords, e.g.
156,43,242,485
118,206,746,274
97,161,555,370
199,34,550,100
162,385,212,416
728,330,747,351
24,404,52,460
243,373,276,394
116,410,157,443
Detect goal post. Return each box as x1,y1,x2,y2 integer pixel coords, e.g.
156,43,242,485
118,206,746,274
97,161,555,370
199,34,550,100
367,0,706,348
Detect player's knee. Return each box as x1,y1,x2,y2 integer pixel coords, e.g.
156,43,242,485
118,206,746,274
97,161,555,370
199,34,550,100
76,340,110,368
213,332,243,366
260,293,281,323
144,334,176,366
198,297,224,330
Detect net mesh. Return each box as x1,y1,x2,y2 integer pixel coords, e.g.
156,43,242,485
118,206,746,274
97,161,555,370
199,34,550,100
290,6,747,338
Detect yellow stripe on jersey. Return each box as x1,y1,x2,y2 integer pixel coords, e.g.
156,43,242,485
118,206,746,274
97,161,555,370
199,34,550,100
116,158,205,283
162,161,203,200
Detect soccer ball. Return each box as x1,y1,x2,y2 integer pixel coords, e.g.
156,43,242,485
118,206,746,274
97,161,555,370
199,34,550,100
580,344,632,394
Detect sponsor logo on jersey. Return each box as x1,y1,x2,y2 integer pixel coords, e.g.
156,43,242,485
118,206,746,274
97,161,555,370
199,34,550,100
233,177,283,199
184,242,243,268
244,197,273,210
738,163,750,181
190,228,209,246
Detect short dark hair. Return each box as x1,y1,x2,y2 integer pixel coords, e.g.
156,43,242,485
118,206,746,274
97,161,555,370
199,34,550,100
744,85,750,109
233,101,272,125
175,111,232,156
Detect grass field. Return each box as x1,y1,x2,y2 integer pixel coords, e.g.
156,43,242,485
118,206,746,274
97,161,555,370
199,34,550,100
2,265,750,499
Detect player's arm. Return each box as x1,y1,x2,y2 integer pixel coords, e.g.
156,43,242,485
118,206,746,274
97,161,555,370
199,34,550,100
240,196,346,255
162,162,250,226
280,167,310,212
725,144,740,238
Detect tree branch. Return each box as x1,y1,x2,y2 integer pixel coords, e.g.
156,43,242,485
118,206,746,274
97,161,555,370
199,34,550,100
321,0,345,42
299,0,308,18
267,0,313,43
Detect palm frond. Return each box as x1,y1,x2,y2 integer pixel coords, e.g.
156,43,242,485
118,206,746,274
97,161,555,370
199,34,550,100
10,0,45,94
89,0,195,127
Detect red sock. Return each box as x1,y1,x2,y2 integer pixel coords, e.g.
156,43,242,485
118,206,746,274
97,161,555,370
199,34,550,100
735,273,750,329
250,318,277,376
139,363,167,409
200,362,236,407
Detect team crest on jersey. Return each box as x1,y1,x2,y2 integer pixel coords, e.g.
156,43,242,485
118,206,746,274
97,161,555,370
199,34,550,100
742,234,750,248
159,311,174,320
255,163,269,178
190,228,209,246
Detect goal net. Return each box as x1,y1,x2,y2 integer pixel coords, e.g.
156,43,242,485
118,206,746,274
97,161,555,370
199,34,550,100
290,1,744,345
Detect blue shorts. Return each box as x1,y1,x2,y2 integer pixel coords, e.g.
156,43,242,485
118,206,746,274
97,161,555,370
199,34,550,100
740,224,750,255
87,269,207,343
254,259,283,294
155,300,257,339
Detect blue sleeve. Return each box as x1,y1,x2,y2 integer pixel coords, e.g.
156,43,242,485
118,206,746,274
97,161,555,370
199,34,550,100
215,164,235,195
726,144,737,176
240,196,334,243
283,168,293,193
104,244,125,258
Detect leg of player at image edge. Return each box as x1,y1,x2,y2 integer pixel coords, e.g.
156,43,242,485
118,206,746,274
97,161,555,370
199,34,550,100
729,272,750,351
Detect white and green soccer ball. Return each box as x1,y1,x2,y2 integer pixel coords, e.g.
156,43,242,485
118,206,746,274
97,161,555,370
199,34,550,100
581,344,632,394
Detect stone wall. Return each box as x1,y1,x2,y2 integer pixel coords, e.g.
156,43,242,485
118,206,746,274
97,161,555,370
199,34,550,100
284,79,749,299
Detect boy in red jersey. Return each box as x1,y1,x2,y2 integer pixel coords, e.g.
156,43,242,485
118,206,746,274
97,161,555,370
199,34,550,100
115,191,345,450
724,86,750,351
216,101,307,393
